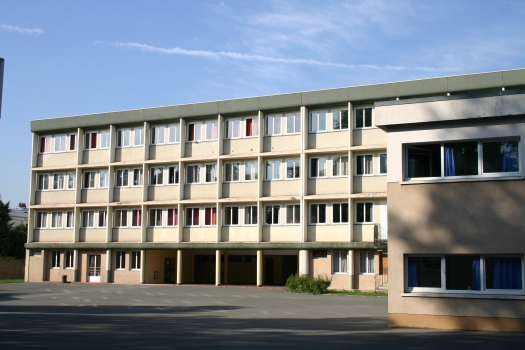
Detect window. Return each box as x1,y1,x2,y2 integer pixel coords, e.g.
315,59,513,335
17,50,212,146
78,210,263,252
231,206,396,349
205,164,217,183
245,117,258,137
405,140,520,179
68,172,76,189
360,251,375,274
355,107,373,129
356,155,373,175
69,134,77,151
116,251,125,270
131,251,141,270
356,202,373,223
224,206,239,226
333,203,349,224
36,212,47,228
332,156,349,177
115,209,128,228
379,154,387,175
85,132,97,149
168,124,180,143
168,166,179,185
54,135,66,152
116,169,129,187
266,114,282,136
100,131,110,149
65,251,74,268
132,168,143,186
265,160,281,180
186,165,201,184
188,122,202,142
167,208,178,227
51,212,62,228
117,129,131,148
286,113,301,134
51,251,60,268
131,209,142,227
66,211,74,228
333,251,347,273
310,111,327,132
225,162,240,182
265,205,280,225
310,157,327,178
84,172,96,189
185,208,200,226
310,204,327,224
286,159,300,179
38,174,49,191
286,204,300,224
151,126,165,145
149,209,163,227
82,211,94,228
406,255,524,294
332,110,349,130
225,119,241,139
205,121,218,141
52,173,64,190
99,170,108,188
244,161,258,181
98,210,107,228
40,136,51,153
204,207,217,226
150,167,163,185
244,205,257,225
134,127,144,146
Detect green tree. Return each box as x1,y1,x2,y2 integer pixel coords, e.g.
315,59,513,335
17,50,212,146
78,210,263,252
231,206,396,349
0,200,27,259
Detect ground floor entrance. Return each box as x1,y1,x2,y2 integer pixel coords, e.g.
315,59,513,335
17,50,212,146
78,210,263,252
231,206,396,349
88,255,101,283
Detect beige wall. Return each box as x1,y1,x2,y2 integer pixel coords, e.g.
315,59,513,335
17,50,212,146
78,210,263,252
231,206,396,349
37,152,77,167
148,185,179,201
33,229,73,242
352,225,375,242
114,147,143,163
308,131,348,149
113,250,141,284
185,141,218,157
79,228,107,242
27,254,44,282
222,182,257,198
262,226,301,242
113,187,143,203
221,226,258,242
182,227,217,242
353,176,387,193
184,184,217,200
83,150,109,164
224,138,259,155
307,225,348,242
149,144,179,160
263,180,300,197
35,190,76,205
144,249,178,284
146,228,178,242
307,178,348,195
263,135,300,153
353,128,386,146
112,228,141,242
81,189,108,203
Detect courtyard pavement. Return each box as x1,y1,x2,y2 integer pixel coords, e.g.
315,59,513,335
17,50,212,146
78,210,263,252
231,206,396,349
0,283,524,349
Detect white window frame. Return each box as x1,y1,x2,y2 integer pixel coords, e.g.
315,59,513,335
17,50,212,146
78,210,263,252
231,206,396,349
51,251,60,269
185,207,200,227
310,157,327,178
379,153,387,175
36,212,48,229
132,168,143,187
332,109,349,131
332,203,349,224
51,212,63,229
131,251,141,270
205,120,218,141
82,211,95,228
114,209,128,228
244,161,258,181
166,208,178,227
186,165,201,184
205,163,217,183
98,210,107,228
244,116,258,138
204,207,217,226
84,171,96,189
333,251,348,274
310,111,327,133
52,173,65,190
100,130,110,149
40,135,52,153
116,251,126,270
116,169,129,187
149,208,163,227
285,158,300,180
67,172,76,190
360,251,375,274
167,166,179,185
224,118,241,139
309,203,327,225
150,167,164,186
355,154,374,176
266,114,282,136
168,124,180,144
38,174,49,191
151,125,166,145
99,169,109,188
131,209,142,227
244,205,258,226
85,132,97,150
354,106,374,129
332,155,349,177
116,129,131,148
224,206,240,226
54,134,67,153
264,205,280,225
265,159,281,181
134,127,145,146
285,204,300,225
187,122,203,142
286,113,301,135
355,202,374,224
224,162,240,182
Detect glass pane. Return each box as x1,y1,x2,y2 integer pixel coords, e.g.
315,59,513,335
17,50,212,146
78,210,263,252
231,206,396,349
287,160,294,179
225,208,232,225
319,158,326,177
364,155,373,174
310,205,317,223
364,108,372,127
251,206,257,225
333,110,340,130
274,116,281,134
273,206,279,224
319,112,326,131
407,144,441,178
341,156,348,175
356,109,364,128
446,255,480,290
233,163,239,181
333,157,340,176
365,203,373,222
245,207,251,225
341,253,347,273
245,163,252,181
341,110,348,129
286,206,293,224
483,141,519,173
310,159,318,177
333,252,340,272
266,162,272,180
333,204,341,223
444,142,478,176
265,206,272,224
273,161,280,179
485,257,523,290
407,257,441,288
341,203,349,223
294,205,300,224
232,207,238,225
319,204,326,224
295,114,301,132
380,154,387,174
287,114,294,133
311,113,318,132
356,203,364,223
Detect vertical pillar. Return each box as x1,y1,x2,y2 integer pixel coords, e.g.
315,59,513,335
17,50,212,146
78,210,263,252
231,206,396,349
215,250,221,286
73,249,79,282
24,249,30,282
176,249,182,284
224,250,228,284
348,250,354,290
140,249,145,284
256,250,264,287
105,249,111,283
299,249,309,276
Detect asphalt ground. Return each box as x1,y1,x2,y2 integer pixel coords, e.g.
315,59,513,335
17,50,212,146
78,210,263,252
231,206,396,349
0,283,524,349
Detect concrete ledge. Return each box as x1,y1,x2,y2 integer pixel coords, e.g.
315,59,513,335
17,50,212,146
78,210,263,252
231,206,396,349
389,313,525,332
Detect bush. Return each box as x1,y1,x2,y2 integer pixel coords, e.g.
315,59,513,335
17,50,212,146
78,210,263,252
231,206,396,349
285,273,332,295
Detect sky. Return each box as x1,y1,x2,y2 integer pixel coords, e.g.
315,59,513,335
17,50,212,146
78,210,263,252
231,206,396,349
1,0,525,206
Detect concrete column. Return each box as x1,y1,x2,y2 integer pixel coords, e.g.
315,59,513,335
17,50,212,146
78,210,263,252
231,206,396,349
224,250,228,284
105,249,111,283
348,250,354,290
215,250,221,286
24,249,30,282
73,249,79,282
299,249,309,276
176,250,182,284
256,250,264,286
140,250,146,284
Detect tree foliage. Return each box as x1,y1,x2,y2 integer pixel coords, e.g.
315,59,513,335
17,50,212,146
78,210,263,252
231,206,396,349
0,200,27,259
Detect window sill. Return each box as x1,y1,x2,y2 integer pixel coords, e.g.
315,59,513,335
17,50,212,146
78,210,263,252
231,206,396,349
401,175,524,185
402,292,525,300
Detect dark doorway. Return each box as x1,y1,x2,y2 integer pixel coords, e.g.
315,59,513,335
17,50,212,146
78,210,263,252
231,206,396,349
194,255,215,283
282,255,298,284
164,258,175,284
265,258,274,285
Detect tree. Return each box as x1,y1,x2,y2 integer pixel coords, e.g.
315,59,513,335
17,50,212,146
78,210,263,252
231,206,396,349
0,200,27,259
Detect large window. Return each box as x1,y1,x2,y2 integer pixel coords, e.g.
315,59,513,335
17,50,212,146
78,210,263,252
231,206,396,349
244,205,257,225
168,124,180,143
131,209,142,227
310,204,326,224
333,203,349,224
286,113,301,134
405,140,520,179
51,212,63,228
332,110,349,130
205,164,217,183
224,206,239,226
85,132,97,149
356,155,373,175
116,169,129,187
225,119,240,139
406,255,523,294
51,251,60,268
286,159,300,179
149,209,163,227
116,251,125,270
266,114,282,136
36,212,47,228
115,209,128,228
332,156,349,176
185,208,200,226
205,121,218,141
53,173,65,190
333,251,347,273
204,207,217,226
133,168,143,186
245,117,258,137
117,129,130,148
168,166,179,185
150,167,164,185
379,154,387,175
286,204,300,224
84,171,96,189
245,161,258,181
225,163,239,182
310,157,327,178
187,165,201,184
151,126,165,145
310,111,327,132
360,252,375,274
265,205,280,225
188,122,202,142
134,127,145,146
38,174,49,191
54,135,66,152
82,211,94,228
356,202,373,223
265,160,281,180
167,208,178,227
355,107,373,129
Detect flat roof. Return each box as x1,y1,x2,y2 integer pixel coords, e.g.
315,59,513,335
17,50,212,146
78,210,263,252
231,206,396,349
31,68,525,133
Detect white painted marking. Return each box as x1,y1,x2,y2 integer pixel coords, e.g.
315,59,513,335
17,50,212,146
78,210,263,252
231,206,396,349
201,294,211,297
182,301,192,304
187,293,197,297
101,297,108,300
158,292,166,296
164,300,173,304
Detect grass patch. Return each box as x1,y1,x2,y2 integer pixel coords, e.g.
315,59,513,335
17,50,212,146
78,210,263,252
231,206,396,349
326,290,387,297
285,273,332,295
0,279,24,284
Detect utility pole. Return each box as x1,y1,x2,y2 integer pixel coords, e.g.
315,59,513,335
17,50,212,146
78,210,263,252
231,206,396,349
0,57,4,119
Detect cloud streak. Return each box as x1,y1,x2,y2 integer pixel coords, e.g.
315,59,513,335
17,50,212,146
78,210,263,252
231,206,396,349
96,40,452,72
0,24,44,35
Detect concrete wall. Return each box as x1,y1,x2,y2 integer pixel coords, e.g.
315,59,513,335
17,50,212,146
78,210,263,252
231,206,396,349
221,226,258,242
307,178,348,195
184,184,217,200
113,187,143,203
263,180,301,197
308,131,348,149
114,147,143,163
149,144,179,160
83,150,109,164
146,228,178,242
263,135,300,153
35,191,76,205
222,182,257,198
37,152,77,167
224,138,259,155
148,186,179,201
112,228,141,242
33,229,73,242
182,227,216,242
262,226,301,242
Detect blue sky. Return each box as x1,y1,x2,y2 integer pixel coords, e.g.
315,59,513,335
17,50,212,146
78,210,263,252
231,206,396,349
1,0,525,205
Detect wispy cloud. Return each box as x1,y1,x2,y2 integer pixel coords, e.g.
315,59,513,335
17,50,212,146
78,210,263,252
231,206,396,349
0,24,44,35
96,40,449,72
